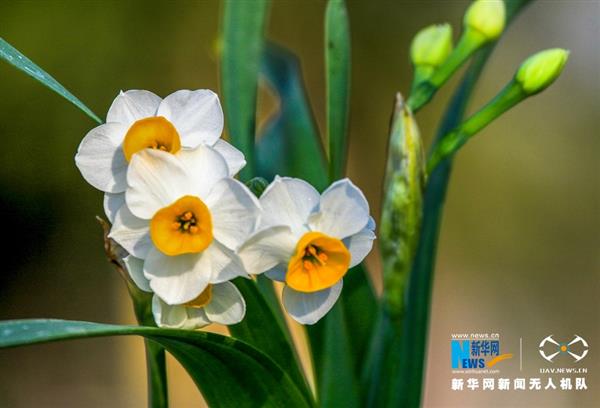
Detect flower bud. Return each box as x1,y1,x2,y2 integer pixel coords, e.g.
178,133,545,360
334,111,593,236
516,48,570,95
381,93,425,318
464,0,506,42
245,177,269,197
410,23,453,68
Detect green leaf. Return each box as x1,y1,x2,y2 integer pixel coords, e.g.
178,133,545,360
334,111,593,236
325,0,351,181
256,43,327,191
339,264,377,377
315,305,359,408
220,0,271,181
0,37,102,124
306,265,374,408
0,319,312,408
230,278,312,403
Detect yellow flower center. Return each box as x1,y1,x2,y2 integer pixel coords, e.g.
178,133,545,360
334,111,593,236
286,232,350,293
184,285,213,308
122,116,181,162
150,195,213,256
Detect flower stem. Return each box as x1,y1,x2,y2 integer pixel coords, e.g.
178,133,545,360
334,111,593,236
426,81,526,173
130,285,169,408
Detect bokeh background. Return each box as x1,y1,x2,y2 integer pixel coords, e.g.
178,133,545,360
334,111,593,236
0,0,598,407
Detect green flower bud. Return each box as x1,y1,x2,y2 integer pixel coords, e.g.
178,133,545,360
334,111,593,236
464,0,506,42
516,48,570,95
381,93,425,318
245,177,269,197
410,23,453,68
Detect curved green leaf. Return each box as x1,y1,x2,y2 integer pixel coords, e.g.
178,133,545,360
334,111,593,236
338,264,377,377
0,319,312,408
0,37,101,124
230,278,312,403
256,43,327,191
325,0,351,181
220,0,270,180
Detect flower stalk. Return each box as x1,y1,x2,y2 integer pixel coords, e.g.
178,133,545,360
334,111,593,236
427,47,569,173
98,217,168,408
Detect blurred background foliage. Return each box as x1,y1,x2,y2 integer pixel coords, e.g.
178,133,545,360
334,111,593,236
0,1,597,407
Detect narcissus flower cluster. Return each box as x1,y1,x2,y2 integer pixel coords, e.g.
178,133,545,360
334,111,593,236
75,89,375,328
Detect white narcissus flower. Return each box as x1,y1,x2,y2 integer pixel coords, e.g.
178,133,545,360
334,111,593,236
238,177,376,325
109,145,260,305
124,255,245,329
152,283,246,329
75,89,246,222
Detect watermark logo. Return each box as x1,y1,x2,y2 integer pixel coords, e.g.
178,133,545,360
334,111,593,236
538,335,589,363
450,333,513,370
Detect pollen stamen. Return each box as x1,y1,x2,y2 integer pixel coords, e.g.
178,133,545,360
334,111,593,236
173,211,200,234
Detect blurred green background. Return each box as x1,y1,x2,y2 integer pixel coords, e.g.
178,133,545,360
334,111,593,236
0,1,597,407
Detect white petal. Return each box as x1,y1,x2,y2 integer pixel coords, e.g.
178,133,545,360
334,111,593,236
260,177,320,235
152,295,188,329
157,89,224,147
103,192,126,223
123,255,151,292
282,281,343,325
144,247,210,305
264,264,287,282
344,227,376,268
206,178,260,249
308,179,370,239
204,282,246,325
107,90,162,126
212,139,246,176
366,216,376,230
183,307,212,329
175,145,230,199
152,295,212,329
108,205,152,259
75,123,129,193
238,226,297,275
126,149,191,219
204,241,249,283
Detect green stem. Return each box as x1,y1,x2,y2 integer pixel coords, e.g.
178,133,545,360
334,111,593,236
130,285,168,408
144,340,169,408
427,81,525,173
